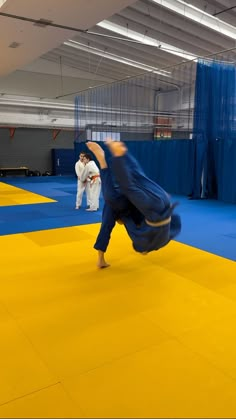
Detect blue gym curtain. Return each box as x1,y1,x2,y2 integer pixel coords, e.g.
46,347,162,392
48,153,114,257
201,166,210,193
192,60,236,203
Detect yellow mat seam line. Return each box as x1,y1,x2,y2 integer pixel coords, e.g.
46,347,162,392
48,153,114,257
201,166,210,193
0,381,61,408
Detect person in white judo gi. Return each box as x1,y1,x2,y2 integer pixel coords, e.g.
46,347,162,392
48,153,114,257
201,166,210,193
80,153,101,211
75,152,91,209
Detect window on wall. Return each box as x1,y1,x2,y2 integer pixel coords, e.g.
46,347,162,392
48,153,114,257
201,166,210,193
91,132,120,142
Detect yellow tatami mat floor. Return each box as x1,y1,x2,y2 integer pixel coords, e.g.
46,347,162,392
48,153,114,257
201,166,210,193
1,223,236,418
0,182,55,206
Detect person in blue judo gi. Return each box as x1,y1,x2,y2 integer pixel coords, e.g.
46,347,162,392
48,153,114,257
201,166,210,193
86,140,181,268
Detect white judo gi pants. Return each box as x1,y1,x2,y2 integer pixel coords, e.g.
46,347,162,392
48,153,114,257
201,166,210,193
76,180,91,208
88,177,101,210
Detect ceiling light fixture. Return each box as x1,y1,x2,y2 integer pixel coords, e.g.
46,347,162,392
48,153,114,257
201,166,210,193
150,0,236,40
64,40,172,76
0,97,188,117
0,0,7,8
97,20,197,60
0,97,74,110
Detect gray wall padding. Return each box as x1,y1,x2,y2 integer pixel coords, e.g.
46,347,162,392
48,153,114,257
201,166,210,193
0,128,75,173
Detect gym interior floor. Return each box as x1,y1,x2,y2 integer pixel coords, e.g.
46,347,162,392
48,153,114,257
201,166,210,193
0,177,236,418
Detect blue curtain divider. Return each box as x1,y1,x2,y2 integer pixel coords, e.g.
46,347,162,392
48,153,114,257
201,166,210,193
192,60,236,203
214,139,236,203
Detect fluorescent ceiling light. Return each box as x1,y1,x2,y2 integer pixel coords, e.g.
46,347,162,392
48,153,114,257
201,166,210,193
151,0,236,40
0,97,74,110
0,98,113,112
97,20,197,60
0,97,168,115
64,40,171,76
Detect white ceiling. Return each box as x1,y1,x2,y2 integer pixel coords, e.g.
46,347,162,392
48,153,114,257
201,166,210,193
0,0,236,103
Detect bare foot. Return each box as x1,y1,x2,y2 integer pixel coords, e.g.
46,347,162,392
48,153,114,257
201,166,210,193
97,261,110,269
86,142,107,169
97,250,110,269
105,139,127,157
86,141,104,156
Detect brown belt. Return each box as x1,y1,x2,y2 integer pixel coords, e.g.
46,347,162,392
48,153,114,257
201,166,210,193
145,216,171,227
90,174,100,180
89,174,100,185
